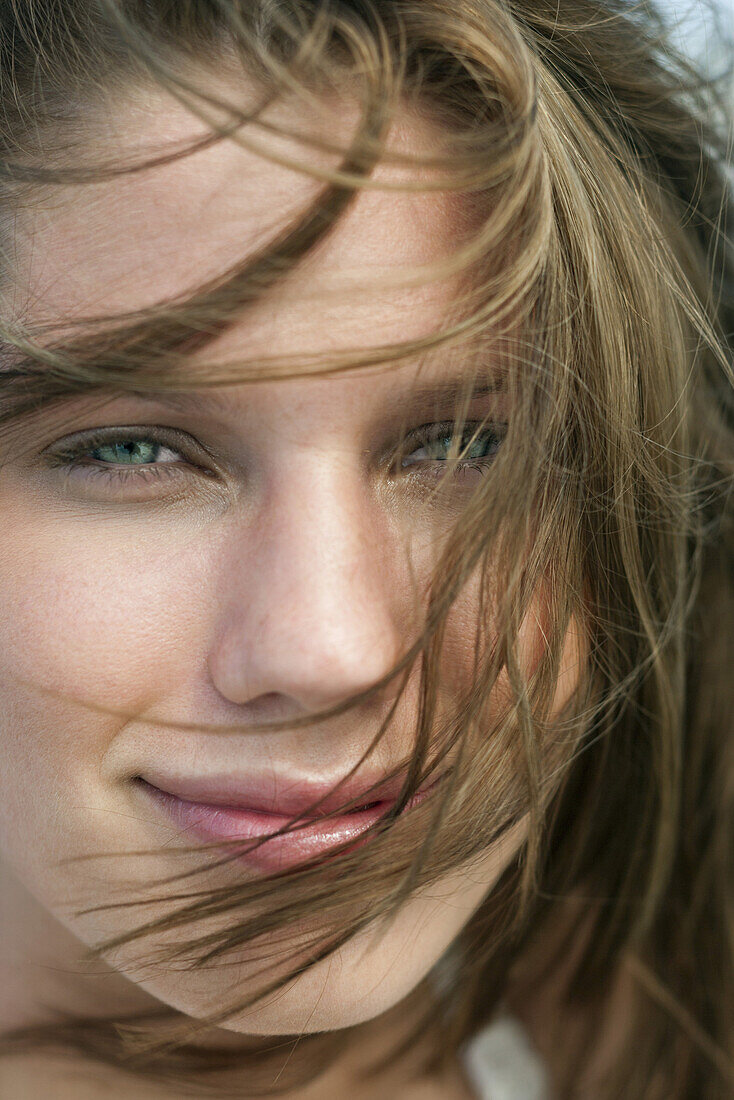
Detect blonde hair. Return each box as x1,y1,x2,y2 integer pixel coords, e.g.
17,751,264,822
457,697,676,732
0,1,732,1097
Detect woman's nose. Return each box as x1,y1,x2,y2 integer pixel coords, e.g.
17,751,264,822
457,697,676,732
207,468,408,715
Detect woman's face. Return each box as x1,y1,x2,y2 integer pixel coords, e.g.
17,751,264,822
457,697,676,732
0,75,583,1035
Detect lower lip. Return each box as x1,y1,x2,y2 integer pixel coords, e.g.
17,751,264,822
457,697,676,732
139,780,439,873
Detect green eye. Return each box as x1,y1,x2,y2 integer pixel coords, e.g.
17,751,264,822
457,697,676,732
401,422,505,470
47,429,187,472
90,440,170,465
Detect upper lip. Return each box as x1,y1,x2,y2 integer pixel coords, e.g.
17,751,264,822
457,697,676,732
137,767,445,818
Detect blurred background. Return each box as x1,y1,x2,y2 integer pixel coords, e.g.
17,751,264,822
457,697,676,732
659,0,732,168
659,0,733,70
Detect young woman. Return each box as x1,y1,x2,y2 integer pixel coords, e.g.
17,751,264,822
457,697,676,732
0,1,731,1097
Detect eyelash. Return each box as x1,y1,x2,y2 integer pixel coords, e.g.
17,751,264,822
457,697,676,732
44,427,204,490
43,420,506,490
398,420,506,474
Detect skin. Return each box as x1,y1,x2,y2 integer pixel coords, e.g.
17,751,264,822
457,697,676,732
0,68,585,1098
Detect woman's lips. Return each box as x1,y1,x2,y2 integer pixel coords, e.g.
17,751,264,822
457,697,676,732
138,778,440,873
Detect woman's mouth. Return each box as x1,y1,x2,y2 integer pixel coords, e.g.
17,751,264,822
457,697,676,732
135,776,442,873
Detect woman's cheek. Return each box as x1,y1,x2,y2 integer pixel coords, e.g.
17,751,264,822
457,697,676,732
442,566,586,722
0,502,217,714
0,502,215,853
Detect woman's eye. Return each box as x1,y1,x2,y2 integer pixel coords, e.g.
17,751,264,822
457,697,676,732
399,421,506,474
85,438,180,466
42,427,207,495
38,420,505,500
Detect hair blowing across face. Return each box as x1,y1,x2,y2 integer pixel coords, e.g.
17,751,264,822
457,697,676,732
0,1,731,1098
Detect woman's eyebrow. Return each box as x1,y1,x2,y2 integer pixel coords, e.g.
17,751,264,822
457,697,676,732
136,372,507,417
0,338,508,427
406,375,507,405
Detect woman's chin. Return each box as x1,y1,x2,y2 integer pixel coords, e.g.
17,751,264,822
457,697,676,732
125,957,402,1035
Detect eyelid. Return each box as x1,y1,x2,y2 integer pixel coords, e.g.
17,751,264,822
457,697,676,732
399,418,506,454
405,418,496,439
40,417,505,481
43,424,217,470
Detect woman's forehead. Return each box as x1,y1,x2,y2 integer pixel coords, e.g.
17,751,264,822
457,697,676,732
9,75,475,352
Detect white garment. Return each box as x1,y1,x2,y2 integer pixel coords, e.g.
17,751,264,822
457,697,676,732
428,954,549,1100
458,1013,549,1100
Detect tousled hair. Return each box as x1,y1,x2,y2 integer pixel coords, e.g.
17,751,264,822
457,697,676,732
0,1,732,1097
